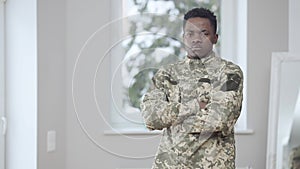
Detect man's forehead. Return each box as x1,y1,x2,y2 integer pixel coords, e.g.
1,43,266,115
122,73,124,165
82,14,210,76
185,27,208,31
186,18,210,25
184,18,212,31
185,24,211,31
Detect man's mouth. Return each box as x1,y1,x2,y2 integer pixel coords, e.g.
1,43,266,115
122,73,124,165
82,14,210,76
191,46,202,50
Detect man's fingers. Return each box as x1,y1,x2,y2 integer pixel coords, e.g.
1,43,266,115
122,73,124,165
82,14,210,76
199,101,207,109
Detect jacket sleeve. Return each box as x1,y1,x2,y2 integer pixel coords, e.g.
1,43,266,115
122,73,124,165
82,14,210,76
140,68,181,130
181,66,244,136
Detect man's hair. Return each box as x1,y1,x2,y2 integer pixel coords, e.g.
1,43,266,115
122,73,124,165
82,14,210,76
183,8,217,34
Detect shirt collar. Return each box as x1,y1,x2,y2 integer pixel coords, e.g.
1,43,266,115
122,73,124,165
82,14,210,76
184,51,216,68
200,51,216,65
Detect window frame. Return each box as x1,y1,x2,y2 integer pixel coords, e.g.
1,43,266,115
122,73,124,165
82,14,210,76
0,0,6,168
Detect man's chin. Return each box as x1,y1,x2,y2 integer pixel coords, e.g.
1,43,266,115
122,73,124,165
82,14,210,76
188,53,207,59
187,55,199,59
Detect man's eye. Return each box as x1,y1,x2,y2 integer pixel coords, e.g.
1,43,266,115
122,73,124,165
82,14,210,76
186,32,193,37
201,31,209,36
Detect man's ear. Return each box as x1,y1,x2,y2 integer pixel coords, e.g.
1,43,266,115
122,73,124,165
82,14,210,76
212,34,218,44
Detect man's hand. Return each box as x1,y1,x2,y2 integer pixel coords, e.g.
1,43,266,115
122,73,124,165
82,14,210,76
198,100,207,110
191,81,211,110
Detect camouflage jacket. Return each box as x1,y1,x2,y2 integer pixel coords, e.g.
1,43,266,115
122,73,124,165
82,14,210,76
140,52,243,169
290,146,300,169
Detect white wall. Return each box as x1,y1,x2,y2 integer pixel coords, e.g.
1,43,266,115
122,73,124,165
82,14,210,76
289,0,300,54
5,0,37,169
5,0,66,169
37,0,66,169
241,0,288,168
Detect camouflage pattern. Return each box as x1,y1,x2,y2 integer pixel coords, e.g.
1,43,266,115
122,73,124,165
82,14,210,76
289,146,300,169
140,52,243,169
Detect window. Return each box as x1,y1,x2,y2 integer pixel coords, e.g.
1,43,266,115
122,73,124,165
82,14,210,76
220,0,248,130
110,0,248,132
0,0,5,168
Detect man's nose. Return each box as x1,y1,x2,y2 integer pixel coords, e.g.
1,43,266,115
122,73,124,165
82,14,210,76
192,33,204,43
192,38,202,43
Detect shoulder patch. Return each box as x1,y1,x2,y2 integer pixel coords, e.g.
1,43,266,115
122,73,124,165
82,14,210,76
220,73,241,92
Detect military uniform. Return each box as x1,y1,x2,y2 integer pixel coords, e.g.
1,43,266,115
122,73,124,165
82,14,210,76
289,146,300,169
140,52,243,169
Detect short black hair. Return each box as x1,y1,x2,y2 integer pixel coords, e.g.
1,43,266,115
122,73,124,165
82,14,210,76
183,8,217,34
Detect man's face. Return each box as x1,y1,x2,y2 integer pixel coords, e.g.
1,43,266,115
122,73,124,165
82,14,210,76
183,17,218,59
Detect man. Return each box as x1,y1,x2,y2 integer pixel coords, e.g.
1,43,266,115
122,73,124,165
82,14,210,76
140,8,243,168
